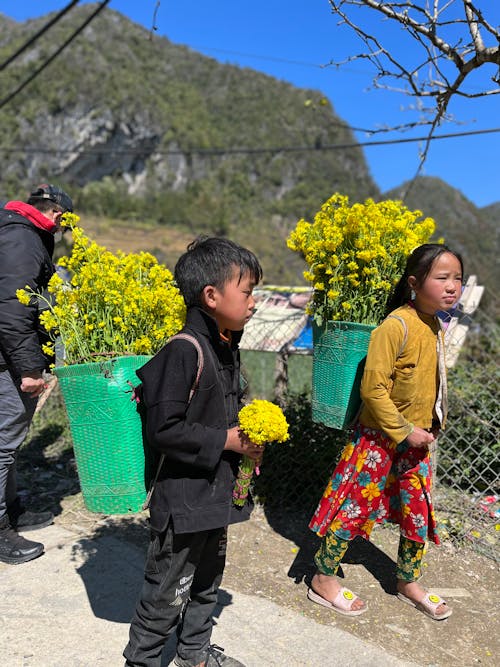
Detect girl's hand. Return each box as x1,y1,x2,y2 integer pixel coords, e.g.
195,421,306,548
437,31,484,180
406,426,435,449
224,426,264,460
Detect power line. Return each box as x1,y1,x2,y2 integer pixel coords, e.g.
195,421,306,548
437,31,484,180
0,0,80,72
174,45,488,94
0,6,495,149
192,46,326,70
1,125,498,157
1,7,487,139
0,1,110,111
354,126,500,149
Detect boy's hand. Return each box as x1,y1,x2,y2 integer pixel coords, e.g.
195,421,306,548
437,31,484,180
224,426,264,460
406,426,435,449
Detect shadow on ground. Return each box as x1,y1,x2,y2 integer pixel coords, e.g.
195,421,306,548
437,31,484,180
18,422,80,521
263,504,398,595
67,516,235,666
70,518,148,623
222,505,499,667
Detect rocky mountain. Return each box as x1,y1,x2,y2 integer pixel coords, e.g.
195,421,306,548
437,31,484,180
0,5,497,290
0,5,382,283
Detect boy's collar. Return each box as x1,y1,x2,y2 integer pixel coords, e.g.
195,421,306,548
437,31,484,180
186,306,242,348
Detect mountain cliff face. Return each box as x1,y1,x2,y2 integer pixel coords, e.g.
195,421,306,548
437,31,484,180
0,7,377,211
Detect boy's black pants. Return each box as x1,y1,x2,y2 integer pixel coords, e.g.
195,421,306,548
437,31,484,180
124,521,227,667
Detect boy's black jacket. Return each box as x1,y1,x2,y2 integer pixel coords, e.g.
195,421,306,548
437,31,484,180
136,306,253,534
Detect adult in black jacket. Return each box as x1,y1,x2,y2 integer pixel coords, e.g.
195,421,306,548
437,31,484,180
0,184,73,565
124,237,263,667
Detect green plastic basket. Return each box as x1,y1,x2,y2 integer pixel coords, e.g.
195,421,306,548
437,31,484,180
312,321,375,430
54,355,151,514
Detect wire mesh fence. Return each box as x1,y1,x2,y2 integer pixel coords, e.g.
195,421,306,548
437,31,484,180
240,287,499,563
434,304,499,561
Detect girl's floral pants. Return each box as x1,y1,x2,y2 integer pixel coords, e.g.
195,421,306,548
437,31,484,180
315,531,425,582
309,424,440,582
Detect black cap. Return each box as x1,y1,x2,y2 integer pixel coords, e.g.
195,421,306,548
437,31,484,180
29,184,73,213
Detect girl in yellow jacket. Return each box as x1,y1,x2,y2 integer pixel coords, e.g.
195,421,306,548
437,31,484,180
308,243,463,620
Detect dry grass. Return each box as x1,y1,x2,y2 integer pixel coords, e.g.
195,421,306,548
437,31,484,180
73,215,195,268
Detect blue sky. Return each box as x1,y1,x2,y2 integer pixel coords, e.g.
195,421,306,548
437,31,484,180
3,0,499,207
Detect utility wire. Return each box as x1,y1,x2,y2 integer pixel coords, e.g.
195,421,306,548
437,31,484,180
0,0,110,111
149,1,161,40
1,125,498,157
0,0,80,72
196,46,326,70
172,46,487,94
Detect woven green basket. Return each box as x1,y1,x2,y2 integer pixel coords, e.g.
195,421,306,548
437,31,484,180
54,355,151,514
312,321,375,430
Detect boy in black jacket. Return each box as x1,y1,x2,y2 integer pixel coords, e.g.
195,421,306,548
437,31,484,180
124,237,263,667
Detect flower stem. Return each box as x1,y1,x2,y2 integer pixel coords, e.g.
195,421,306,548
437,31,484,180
232,455,256,507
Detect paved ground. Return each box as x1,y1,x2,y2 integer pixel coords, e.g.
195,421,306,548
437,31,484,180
12,374,497,666
225,505,499,667
0,521,421,667
1,500,498,667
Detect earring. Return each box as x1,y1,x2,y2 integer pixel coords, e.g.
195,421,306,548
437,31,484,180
410,289,416,301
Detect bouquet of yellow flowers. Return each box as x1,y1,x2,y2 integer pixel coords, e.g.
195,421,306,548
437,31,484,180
233,399,289,507
287,194,436,326
17,214,186,364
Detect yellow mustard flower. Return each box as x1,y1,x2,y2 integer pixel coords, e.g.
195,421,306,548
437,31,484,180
16,288,31,306
16,218,186,364
233,399,290,507
287,193,437,325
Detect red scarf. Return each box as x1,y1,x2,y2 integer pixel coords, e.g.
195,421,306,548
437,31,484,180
4,201,56,233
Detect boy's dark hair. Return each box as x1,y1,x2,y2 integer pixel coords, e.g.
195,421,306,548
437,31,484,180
385,243,464,314
174,236,263,307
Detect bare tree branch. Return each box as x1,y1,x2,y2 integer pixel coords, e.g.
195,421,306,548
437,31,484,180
326,0,500,186
328,0,500,111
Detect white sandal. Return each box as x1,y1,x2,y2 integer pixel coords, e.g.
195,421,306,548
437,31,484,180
397,591,452,620
307,586,368,617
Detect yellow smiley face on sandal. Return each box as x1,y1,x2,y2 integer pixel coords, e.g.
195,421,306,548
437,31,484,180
343,590,354,600
428,594,440,603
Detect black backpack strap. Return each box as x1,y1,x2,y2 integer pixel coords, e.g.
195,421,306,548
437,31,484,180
142,333,204,511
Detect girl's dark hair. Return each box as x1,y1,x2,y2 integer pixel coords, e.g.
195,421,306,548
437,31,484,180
174,235,263,307
385,243,464,315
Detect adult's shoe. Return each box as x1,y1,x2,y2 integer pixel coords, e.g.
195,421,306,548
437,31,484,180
0,516,44,565
174,644,245,667
7,498,54,532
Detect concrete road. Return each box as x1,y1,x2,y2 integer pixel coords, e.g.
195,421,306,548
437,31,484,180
0,524,421,667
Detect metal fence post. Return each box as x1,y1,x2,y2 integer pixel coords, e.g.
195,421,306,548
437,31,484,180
274,346,289,407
